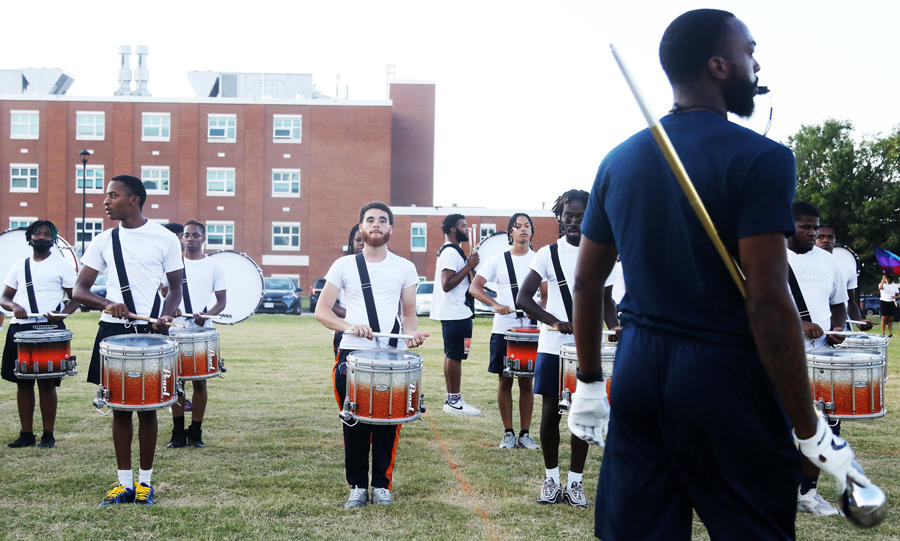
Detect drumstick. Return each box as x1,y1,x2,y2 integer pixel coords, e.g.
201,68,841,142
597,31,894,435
24,312,70,319
848,320,871,326
104,310,186,327
822,331,868,336
344,329,416,340
492,309,525,314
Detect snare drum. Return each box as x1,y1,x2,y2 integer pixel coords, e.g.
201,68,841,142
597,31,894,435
169,327,222,380
503,326,540,378
807,349,885,419
558,343,616,414
97,335,178,411
340,349,425,425
838,335,889,378
13,329,77,379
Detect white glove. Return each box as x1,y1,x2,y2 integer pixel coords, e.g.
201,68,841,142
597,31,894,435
793,415,871,494
567,380,610,447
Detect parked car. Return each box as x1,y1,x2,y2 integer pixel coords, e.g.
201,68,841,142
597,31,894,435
414,280,497,317
309,277,327,313
80,274,108,311
257,277,303,314
860,295,880,317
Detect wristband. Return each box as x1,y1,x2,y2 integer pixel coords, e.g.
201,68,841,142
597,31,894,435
576,369,604,383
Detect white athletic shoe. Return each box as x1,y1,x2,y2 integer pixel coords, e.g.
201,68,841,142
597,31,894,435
499,432,517,449
537,478,562,504
797,489,839,516
443,398,481,415
344,486,368,509
371,487,393,505
563,481,589,508
517,433,540,450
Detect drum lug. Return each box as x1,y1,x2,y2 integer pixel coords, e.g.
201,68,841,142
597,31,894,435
176,381,185,398
339,398,358,427
419,393,426,414
66,355,78,377
92,386,111,416
219,358,227,375
558,391,571,415
502,357,514,379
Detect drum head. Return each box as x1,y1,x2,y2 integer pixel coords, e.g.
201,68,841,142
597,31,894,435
206,251,264,324
101,334,174,350
833,246,859,276
348,348,422,367
0,229,79,311
474,231,511,272
807,349,881,363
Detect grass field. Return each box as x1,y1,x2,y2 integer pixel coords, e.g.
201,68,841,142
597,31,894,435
0,313,898,540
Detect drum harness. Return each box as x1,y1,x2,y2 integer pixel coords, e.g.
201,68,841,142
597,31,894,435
436,243,476,318
23,258,59,330
354,253,401,349
504,251,537,326
111,228,162,332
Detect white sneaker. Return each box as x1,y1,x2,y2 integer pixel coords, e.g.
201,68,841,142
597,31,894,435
344,486,368,509
797,489,839,516
499,432,517,449
371,487,392,505
517,433,540,450
563,481,589,508
443,398,481,415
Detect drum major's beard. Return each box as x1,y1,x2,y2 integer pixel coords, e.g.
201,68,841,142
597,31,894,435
361,229,391,248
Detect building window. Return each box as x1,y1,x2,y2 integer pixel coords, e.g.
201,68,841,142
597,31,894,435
272,222,300,251
273,115,302,143
75,218,104,248
142,113,170,141
10,164,38,193
411,223,427,252
272,169,300,197
206,168,235,196
76,165,105,194
141,166,170,195
9,217,36,230
207,114,236,143
480,224,496,240
11,111,39,140
207,222,234,250
76,111,105,140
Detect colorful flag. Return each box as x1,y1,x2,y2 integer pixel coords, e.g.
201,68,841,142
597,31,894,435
873,246,900,275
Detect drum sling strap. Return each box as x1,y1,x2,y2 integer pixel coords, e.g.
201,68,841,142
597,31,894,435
787,266,813,323
504,251,535,325
23,258,39,314
437,243,476,318
549,242,574,322
182,258,193,315
112,228,162,321
355,252,401,348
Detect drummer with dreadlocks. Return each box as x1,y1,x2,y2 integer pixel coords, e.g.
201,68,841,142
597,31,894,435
1,220,80,449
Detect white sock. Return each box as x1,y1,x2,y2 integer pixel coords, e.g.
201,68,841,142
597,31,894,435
138,468,153,486
546,467,560,486
117,469,133,489
567,471,583,488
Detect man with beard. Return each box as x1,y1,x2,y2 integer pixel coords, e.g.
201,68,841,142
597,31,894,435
1,220,80,449
431,213,480,415
569,10,868,539
815,223,872,332
315,201,428,508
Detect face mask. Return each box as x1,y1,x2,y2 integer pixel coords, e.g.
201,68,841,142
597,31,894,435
31,239,53,252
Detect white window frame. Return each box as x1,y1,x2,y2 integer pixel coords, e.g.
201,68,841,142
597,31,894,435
11,110,39,140
9,217,37,230
75,218,104,249
141,112,171,142
10,164,39,193
272,114,302,143
271,222,301,251
76,111,105,141
207,114,236,143
206,221,235,250
76,164,105,194
480,224,496,240
141,165,170,195
411,222,427,252
206,167,236,197
271,168,300,198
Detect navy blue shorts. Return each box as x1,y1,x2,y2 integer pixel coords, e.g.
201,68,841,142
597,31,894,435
488,333,506,374
595,325,801,540
533,352,559,395
441,318,472,361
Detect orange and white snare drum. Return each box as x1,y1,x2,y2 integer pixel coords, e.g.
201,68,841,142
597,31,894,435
838,335,889,379
558,342,616,414
14,329,77,379
94,335,179,411
807,349,885,419
169,327,223,380
503,326,540,378
339,349,425,425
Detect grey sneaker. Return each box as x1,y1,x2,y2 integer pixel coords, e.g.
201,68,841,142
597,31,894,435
344,486,368,509
517,433,540,450
499,432,517,449
797,489,839,516
563,481,589,508
537,478,562,504
371,487,393,505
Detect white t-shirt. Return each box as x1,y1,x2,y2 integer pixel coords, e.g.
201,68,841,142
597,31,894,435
611,260,626,305
325,251,419,351
430,244,472,321
175,256,227,327
81,220,184,325
879,282,899,302
787,246,849,350
4,253,76,324
476,249,538,335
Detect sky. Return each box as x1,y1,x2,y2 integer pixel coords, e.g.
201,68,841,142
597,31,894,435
5,0,899,210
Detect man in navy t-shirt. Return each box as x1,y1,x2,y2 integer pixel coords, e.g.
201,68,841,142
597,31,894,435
568,9,869,540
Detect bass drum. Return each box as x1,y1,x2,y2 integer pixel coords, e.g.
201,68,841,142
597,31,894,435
0,228,79,311
473,231,511,273
833,245,859,278
205,251,264,324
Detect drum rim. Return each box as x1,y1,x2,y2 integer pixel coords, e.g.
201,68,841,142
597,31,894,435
508,326,541,333
14,329,73,342
807,349,883,361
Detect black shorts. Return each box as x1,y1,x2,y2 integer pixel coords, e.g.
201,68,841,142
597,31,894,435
1,322,66,387
488,333,506,374
441,318,472,360
86,322,167,385
880,301,895,318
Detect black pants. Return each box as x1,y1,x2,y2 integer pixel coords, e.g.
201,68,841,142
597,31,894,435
333,349,402,490
87,322,166,385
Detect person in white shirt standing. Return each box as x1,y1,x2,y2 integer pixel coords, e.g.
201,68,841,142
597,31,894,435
878,275,899,337
0,220,80,449
316,202,429,509
167,220,227,449
469,213,547,450
431,213,481,415
814,224,872,332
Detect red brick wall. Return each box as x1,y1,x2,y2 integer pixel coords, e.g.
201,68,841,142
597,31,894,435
389,83,434,207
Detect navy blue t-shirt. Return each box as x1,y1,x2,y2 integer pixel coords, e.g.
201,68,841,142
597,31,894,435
582,110,796,346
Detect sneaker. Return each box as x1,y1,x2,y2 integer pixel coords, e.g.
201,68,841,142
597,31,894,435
186,426,206,448
537,478,563,504
184,399,193,412
371,487,393,505
517,433,540,450
443,398,481,415
499,432,517,449
38,432,55,449
563,481,589,508
7,431,36,448
344,486,368,509
134,483,154,506
98,483,135,507
166,428,187,448
797,489,839,516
